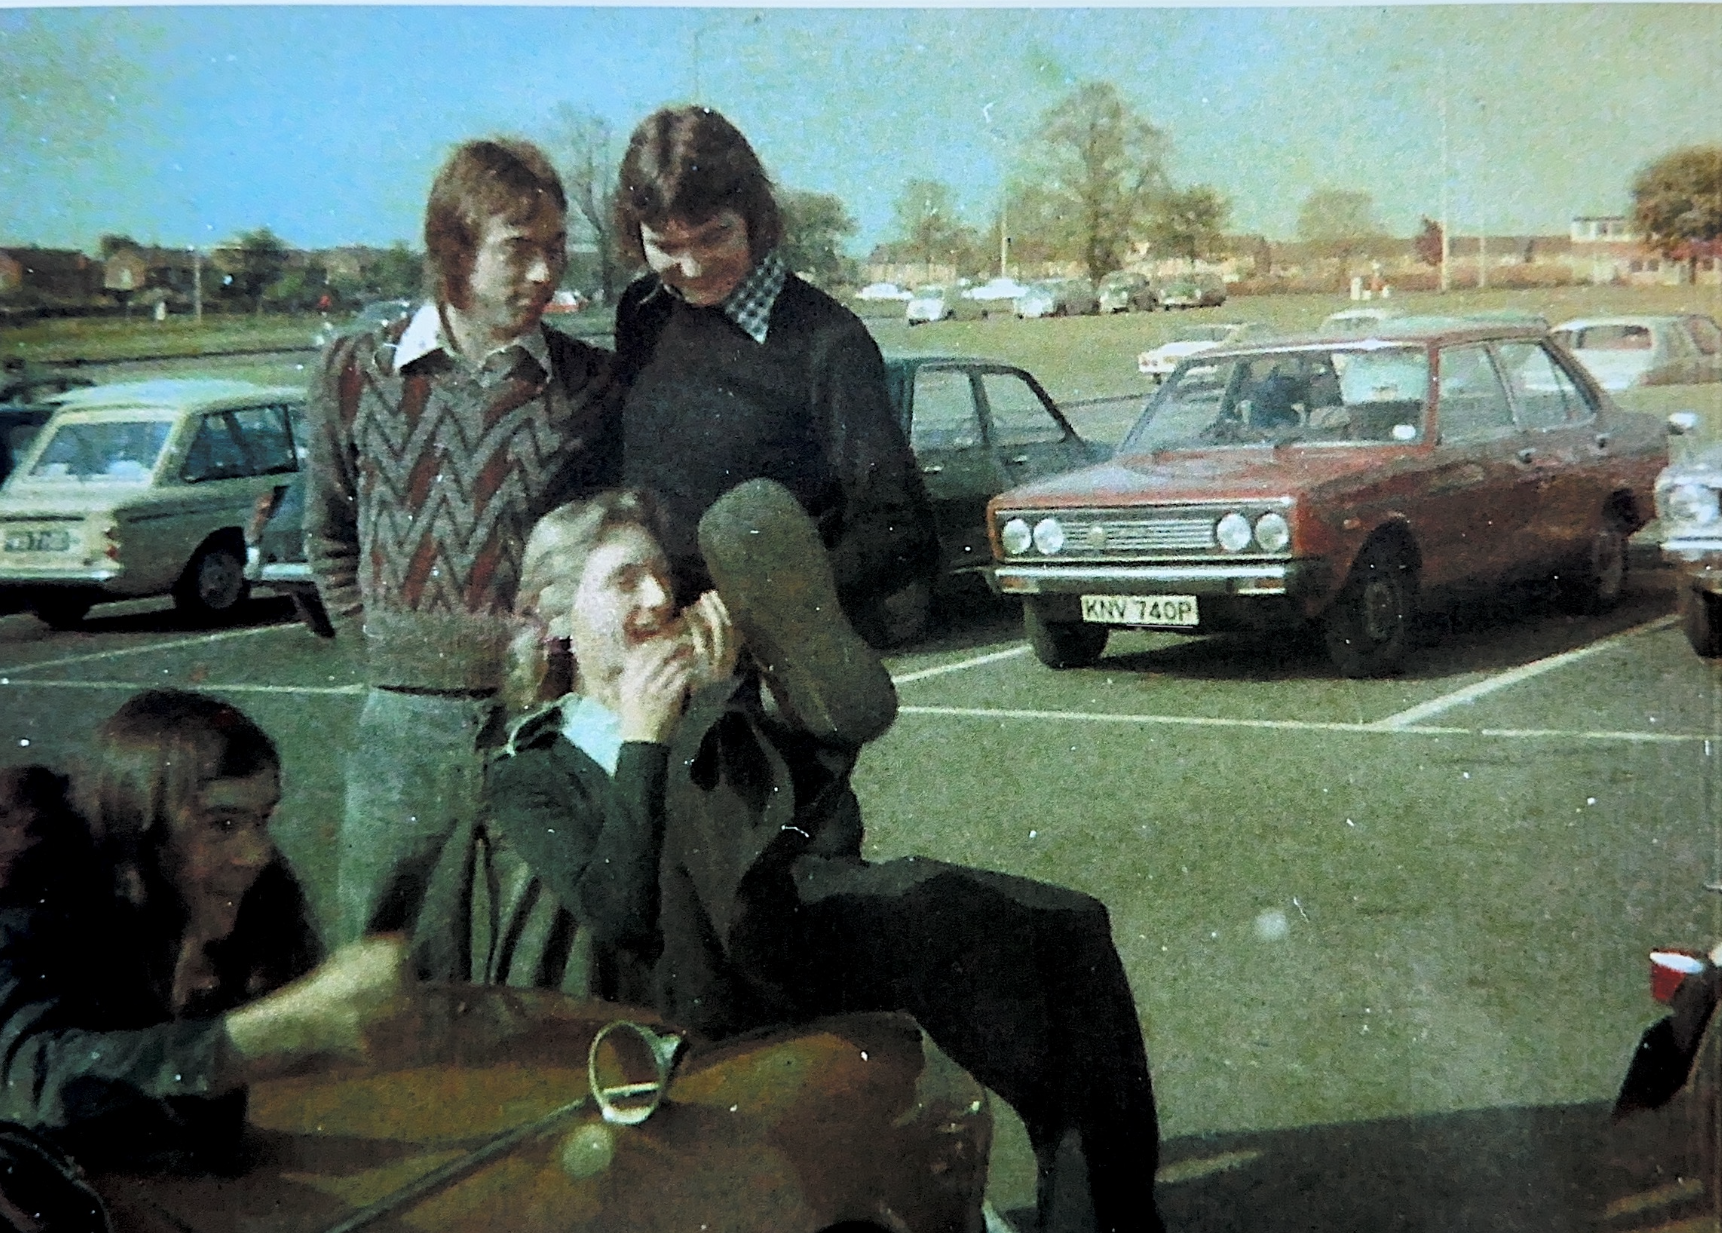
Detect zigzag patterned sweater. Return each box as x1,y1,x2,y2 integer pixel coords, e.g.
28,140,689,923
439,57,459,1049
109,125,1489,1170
304,322,620,691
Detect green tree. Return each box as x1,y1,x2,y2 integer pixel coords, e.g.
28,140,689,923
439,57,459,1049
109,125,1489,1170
230,227,290,314
893,179,969,277
1145,186,1231,266
98,234,141,258
368,243,424,300
264,261,329,313
1632,145,1722,279
548,105,621,300
780,190,859,287
1296,189,1383,275
1029,82,1169,281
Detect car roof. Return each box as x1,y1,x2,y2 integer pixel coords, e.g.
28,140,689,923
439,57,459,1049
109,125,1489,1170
49,378,306,414
1552,315,1685,330
882,352,1024,370
1195,320,1547,359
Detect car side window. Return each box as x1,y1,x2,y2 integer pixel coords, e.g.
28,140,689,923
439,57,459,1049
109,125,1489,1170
1495,341,1593,430
1435,345,1515,443
981,372,1065,448
1686,316,1722,357
910,369,982,451
230,405,297,475
181,412,252,482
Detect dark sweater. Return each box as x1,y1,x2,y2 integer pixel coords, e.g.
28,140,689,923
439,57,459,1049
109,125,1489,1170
616,274,937,606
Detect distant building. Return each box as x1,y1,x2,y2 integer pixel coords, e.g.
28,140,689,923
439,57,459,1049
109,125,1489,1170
1567,214,1720,285
0,248,101,301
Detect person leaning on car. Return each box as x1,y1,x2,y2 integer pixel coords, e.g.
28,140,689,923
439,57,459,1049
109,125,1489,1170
304,137,622,945
610,105,938,638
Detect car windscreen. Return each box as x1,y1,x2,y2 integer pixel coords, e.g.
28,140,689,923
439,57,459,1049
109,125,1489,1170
1121,346,1430,452
27,420,173,480
1555,324,1652,351
1174,325,1234,344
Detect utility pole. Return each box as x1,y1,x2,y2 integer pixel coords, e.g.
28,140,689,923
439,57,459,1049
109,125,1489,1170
1476,99,1487,290
999,198,1009,278
191,247,203,324
1438,53,1451,293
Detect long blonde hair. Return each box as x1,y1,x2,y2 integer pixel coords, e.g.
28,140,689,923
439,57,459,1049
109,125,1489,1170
505,490,664,715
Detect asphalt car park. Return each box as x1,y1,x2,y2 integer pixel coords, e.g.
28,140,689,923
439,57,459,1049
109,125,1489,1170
0,554,1715,1229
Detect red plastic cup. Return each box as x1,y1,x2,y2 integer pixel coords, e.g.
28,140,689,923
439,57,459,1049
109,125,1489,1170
1650,948,1707,1004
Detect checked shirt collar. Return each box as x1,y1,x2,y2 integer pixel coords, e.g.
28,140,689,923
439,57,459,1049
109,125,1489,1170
653,248,787,345
393,301,553,384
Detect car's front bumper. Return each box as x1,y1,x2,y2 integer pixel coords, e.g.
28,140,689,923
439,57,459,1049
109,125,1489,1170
1662,539,1722,592
991,559,1332,629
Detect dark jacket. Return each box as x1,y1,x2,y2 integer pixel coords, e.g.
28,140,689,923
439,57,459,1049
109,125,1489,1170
615,273,939,613
412,704,669,1006
0,839,318,1172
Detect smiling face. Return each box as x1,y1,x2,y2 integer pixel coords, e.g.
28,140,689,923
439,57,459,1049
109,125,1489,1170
640,211,754,307
456,200,568,345
164,768,280,938
566,524,680,702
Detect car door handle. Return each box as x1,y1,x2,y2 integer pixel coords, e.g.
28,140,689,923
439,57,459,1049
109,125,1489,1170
1516,447,1536,464
1594,432,1611,450
1005,454,1031,465
920,464,944,475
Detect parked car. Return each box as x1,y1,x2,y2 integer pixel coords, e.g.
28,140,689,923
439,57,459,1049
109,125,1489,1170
962,276,1030,316
1653,410,1722,656
1014,278,1099,319
905,283,983,325
856,281,912,301
0,365,94,485
1098,271,1158,314
1318,306,1405,336
312,297,416,349
1138,321,1269,381
544,288,589,315
251,354,1107,648
987,321,1665,676
1157,272,1227,310
95,987,992,1233
0,379,305,627
1551,314,1722,391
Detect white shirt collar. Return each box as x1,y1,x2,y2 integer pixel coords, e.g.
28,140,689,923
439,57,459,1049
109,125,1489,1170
392,301,552,378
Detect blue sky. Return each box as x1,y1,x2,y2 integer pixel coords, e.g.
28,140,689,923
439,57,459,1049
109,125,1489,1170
3,5,1720,256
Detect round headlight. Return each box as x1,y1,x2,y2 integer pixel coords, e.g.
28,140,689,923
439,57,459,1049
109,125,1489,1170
1000,517,1033,555
1215,512,1253,552
1033,517,1066,555
1664,483,1721,525
1254,511,1291,552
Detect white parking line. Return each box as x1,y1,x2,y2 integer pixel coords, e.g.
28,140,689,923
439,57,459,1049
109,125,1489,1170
1364,615,1679,730
898,704,1707,744
0,624,288,676
890,645,1031,684
0,679,364,696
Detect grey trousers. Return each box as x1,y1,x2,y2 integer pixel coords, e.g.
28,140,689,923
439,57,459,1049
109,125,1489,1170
334,687,501,945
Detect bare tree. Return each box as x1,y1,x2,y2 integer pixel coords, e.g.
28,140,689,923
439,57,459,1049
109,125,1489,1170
1632,145,1722,281
892,179,973,279
547,105,622,301
1030,82,1169,281
1296,189,1384,280
779,190,859,287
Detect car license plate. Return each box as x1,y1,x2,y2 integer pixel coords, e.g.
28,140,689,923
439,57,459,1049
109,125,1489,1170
3,528,72,553
1081,594,1199,627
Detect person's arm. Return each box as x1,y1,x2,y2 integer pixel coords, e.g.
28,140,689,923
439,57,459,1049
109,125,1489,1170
810,320,940,601
303,335,365,625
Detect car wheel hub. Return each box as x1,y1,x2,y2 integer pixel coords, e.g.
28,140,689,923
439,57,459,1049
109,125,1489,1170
1594,529,1625,600
199,552,243,608
1360,576,1401,642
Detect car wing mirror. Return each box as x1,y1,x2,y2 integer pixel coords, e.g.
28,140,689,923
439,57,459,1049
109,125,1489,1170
1668,411,1700,436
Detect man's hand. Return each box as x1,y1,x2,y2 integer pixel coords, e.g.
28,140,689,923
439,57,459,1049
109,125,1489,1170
617,638,695,745
683,591,739,687
224,935,408,1068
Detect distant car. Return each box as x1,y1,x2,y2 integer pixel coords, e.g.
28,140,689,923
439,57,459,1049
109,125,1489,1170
1097,271,1158,313
1654,411,1722,656
905,284,983,325
856,281,913,301
0,366,95,486
962,277,1030,316
1551,314,1722,391
312,297,416,349
1157,272,1227,310
1138,322,1268,380
988,321,1664,677
1318,306,1405,336
1014,278,1099,320
243,415,334,638
0,379,305,627
544,288,588,314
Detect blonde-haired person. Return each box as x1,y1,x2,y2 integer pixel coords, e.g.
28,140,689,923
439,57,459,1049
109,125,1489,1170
414,490,735,1004
0,691,405,1172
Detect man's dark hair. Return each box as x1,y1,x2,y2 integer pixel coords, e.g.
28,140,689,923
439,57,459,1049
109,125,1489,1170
425,138,567,309
614,106,781,265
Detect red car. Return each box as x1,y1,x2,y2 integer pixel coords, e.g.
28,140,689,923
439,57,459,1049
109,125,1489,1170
987,322,1668,676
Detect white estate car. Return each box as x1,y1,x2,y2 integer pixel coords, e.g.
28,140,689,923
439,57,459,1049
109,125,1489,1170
1551,314,1722,392
0,379,305,627
1137,321,1268,379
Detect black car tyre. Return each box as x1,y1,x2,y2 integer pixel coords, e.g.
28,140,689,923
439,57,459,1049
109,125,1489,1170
33,595,91,630
1322,540,1414,677
174,538,249,618
1025,603,1108,669
1556,513,1628,614
1682,587,1722,657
